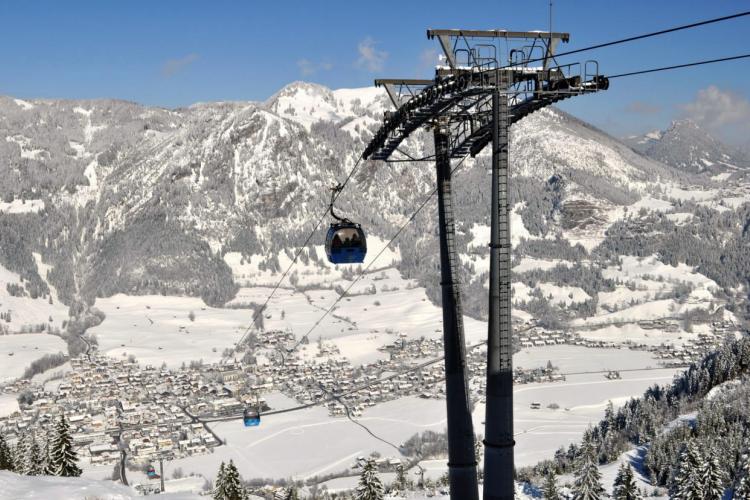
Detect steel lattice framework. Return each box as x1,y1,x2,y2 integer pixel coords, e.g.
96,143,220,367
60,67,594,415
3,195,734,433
364,29,608,500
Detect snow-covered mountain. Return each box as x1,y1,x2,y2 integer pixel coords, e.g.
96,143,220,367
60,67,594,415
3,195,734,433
624,119,750,175
0,83,748,328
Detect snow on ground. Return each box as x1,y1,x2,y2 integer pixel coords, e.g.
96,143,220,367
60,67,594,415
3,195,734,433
698,193,750,211
13,98,34,110
512,281,590,307
512,258,573,274
161,346,678,481
572,298,701,328
666,212,693,225
163,393,447,481
224,235,399,289
506,345,679,466
0,394,19,418
103,257,456,368
88,294,258,368
575,323,689,346
604,255,718,290
564,254,722,328
556,446,667,498
514,345,662,373
0,334,67,383
232,264,486,354
0,262,69,333
0,470,202,500
30,361,71,387
665,186,718,202
0,198,45,214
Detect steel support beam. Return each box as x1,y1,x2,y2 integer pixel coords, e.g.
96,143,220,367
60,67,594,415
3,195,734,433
434,123,479,500
427,29,569,42
483,88,515,500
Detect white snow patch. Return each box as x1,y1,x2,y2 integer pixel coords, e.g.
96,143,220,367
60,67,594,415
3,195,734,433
0,334,67,383
88,294,258,368
512,258,572,274
13,99,34,110
0,470,201,499
0,199,45,214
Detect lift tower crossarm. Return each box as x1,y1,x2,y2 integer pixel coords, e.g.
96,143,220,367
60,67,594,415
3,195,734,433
426,29,570,41
375,79,433,108
427,29,569,72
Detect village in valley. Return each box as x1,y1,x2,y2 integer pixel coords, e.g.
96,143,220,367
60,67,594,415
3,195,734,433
0,313,737,484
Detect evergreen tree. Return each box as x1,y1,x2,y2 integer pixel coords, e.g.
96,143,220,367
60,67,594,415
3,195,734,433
571,438,605,500
12,440,23,473
393,463,408,494
41,438,54,476
285,485,300,500
672,442,704,500
541,469,560,500
701,450,726,500
49,414,81,477
734,452,750,499
24,434,43,476
355,459,384,500
213,462,227,500
612,463,641,500
0,433,13,471
221,460,248,500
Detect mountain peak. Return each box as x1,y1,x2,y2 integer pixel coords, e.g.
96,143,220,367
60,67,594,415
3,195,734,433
625,118,748,174
265,81,386,130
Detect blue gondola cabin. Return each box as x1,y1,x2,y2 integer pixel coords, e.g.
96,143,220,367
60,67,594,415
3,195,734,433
325,222,366,264
243,408,260,427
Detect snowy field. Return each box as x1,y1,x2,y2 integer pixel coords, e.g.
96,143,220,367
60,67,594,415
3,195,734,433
158,346,678,481
88,294,260,368
485,345,680,467
162,393,447,481
0,394,19,418
0,470,203,500
0,261,69,334
0,333,67,383
0,198,45,214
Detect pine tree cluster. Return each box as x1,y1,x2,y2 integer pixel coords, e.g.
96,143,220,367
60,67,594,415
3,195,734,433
0,413,80,478
527,335,750,481
612,463,641,500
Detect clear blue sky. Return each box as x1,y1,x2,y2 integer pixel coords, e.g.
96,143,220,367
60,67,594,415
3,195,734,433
1,0,748,143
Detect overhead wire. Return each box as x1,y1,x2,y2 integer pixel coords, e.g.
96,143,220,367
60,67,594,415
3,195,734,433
607,53,750,79
284,153,472,358
224,10,750,364
498,10,750,70
222,154,365,362
218,7,750,419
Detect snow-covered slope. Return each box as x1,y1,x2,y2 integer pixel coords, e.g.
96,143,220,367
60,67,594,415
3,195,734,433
625,119,750,175
0,470,202,500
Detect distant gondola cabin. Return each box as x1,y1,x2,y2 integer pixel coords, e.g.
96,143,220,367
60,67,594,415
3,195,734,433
243,408,260,427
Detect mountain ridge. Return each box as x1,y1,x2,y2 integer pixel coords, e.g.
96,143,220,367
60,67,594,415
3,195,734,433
0,82,747,329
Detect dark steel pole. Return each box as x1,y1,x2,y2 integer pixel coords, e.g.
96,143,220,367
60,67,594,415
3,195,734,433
484,88,515,500
434,123,480,500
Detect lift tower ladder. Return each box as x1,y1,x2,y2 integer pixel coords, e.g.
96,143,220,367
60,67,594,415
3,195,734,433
364,27,608,500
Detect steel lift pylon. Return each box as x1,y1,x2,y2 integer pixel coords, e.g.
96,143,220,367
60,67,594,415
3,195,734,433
365,28,608,500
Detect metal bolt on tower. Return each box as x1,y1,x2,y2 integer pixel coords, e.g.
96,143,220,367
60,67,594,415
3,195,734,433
364,28,608,500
